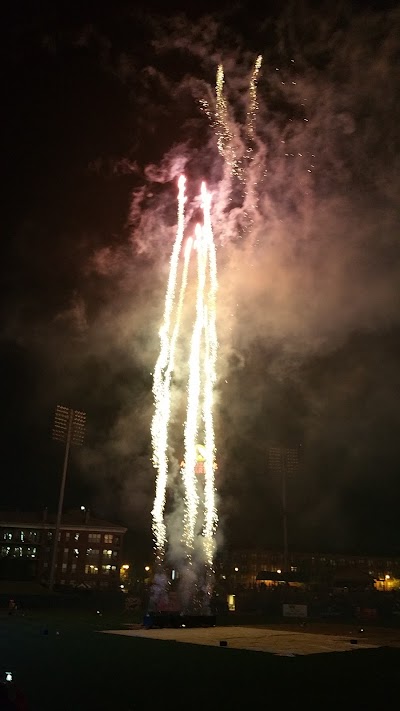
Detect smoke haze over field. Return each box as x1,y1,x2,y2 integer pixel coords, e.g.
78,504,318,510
2,0,400,557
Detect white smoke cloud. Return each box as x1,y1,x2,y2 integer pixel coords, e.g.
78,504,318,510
121,4,400,559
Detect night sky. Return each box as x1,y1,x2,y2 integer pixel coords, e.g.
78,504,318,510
3,0,400,560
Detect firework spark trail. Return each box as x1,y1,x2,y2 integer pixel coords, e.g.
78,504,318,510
215,64,242,180
201,55,263,188
151,176,219,603
182,222,207,552
246,54,263,139
201,184,218,567
244,54,263,197
151,176,186,561
155,235,193,522
167,237,193,376
242,55,263,228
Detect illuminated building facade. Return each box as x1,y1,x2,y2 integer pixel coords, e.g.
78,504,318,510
0,508,127,589
221,548,400,591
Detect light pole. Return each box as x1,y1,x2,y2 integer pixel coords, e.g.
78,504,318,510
49,405,86,592
268,445,300,573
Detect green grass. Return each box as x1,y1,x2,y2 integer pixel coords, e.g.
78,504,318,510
0,609,399,709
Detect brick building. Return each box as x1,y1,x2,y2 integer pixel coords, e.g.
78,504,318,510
0,508,127,589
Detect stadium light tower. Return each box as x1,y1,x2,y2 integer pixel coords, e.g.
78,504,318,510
268,445,300,573
49,405,86,592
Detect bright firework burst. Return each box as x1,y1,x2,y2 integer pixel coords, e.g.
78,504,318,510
151,176,218,608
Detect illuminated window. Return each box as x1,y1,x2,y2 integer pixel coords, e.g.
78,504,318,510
86,548,100,560
71,563,76,572
1,546,11,556
85,564,99,574
227,594,236,611
62,563,67,572
14,547,23,557
65,532,70,542
104,534,113,544
88,533,101,544
74,533,79,541
101,564,116,574
103,549,115,559
3,532,12,541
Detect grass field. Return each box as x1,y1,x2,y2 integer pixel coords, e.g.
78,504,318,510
0,609,399,709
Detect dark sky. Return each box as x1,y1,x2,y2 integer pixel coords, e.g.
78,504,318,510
2,0,400,560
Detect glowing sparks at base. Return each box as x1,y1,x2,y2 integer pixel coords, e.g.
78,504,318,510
151,175,219,587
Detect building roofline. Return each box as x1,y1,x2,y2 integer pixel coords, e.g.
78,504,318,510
0,511,127,534
0,520,127,534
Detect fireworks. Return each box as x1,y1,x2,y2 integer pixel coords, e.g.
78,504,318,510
201,54,263,183
150,55,262,607
151,176,218,589
214,64,243,180
151,175,187,562
247,54,263,139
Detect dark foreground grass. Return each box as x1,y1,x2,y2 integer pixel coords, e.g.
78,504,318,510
0,610,398,710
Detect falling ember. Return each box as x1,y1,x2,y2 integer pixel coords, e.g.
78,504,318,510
151,175,219,600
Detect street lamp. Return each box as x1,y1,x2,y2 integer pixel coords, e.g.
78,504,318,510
268,444,300,573
49,405,86,592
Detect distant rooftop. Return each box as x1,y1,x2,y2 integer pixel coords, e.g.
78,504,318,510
256,570,310,583
0,508,127,533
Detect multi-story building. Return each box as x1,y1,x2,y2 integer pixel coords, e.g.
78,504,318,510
0,508,127,590
220,548,400,591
